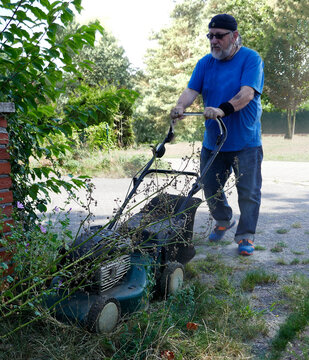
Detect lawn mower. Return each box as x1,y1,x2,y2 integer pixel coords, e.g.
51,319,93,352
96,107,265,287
44,114,227,333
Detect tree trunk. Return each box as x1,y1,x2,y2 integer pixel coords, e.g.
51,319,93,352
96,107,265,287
291,109,297,138
285,108,293,139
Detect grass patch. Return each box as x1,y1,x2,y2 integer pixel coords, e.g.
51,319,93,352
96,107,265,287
292,250,305,255
270,300,309,359
255,245,267,251
188,254,234,276
276,228,289,234
166,135,309,162
270,297,309,359
271,241,288,253
1,281,268,360
290,258,301,265
240,268,278,291
262,134,309,162
34,146,171,178
276,258,288,265
33,135,309,177
268,274,309,359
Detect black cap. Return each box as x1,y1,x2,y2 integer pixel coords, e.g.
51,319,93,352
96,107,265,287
208,14,237,31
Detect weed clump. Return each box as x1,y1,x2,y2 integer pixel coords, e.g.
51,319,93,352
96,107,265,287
240,268,278,291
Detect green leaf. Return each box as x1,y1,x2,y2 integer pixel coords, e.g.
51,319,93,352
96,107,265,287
0,262,8,270
73,0,83,13
3,31,14,43
40,0,52,10
28,6,47,20
60,7,74,25
6,275,14,283
37,203,47,213
28,184,39,200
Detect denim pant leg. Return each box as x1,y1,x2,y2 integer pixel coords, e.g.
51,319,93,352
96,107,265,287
200,147,233,226
232,146,263,242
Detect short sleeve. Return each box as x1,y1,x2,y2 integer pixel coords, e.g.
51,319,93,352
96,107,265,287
241,51,264,94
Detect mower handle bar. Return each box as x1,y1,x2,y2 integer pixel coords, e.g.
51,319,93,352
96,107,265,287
165,112,224,146
182,112,224,136
107,112,226,229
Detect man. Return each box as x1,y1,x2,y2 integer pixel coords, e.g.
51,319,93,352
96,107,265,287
170,14,264,256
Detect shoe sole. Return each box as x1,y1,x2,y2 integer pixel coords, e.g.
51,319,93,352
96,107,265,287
239,250,254,256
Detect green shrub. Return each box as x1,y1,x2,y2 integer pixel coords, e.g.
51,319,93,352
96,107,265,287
84,122,115,151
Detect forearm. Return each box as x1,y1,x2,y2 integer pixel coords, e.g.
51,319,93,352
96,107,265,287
204,85,255,120
228,85,255,111
171,88,199,120
176,87,199,109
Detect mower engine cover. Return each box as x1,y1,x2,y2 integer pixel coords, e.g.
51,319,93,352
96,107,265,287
58,226,131,294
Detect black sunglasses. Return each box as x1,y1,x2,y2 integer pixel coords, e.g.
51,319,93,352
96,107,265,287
206,31,231,40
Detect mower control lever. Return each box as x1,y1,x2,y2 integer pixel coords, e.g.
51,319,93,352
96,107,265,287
154,122,175,158
166,122,175,143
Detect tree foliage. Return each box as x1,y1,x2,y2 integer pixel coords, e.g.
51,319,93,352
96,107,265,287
76,30,134,88
263,0,309,138
54,19,138,151
56,21,134,89
134,0,208,143
0,0,104,218
64,83,138,147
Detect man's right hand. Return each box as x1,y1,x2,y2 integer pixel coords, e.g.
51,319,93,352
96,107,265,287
170,88,199,124
170,106,185,123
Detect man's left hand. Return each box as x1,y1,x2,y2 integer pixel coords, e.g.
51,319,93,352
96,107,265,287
203,107,225,120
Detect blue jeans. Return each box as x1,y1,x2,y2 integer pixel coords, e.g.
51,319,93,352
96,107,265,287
200,146,263,242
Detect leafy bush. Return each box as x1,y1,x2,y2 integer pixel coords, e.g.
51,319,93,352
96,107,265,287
84,122,115,151
0,205,75,336
64,83,138,148
0,0,105,219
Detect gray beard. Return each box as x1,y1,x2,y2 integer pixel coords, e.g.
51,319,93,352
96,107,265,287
211,42,234,60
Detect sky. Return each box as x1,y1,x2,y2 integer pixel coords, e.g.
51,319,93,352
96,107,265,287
75,0,178,69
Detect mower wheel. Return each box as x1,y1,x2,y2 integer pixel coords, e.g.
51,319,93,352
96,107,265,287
160,262,184,298
87,296,120,333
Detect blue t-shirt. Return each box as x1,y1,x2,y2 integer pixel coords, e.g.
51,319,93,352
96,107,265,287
188,46,264,151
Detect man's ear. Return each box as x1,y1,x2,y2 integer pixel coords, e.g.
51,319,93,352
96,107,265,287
233,30,239,42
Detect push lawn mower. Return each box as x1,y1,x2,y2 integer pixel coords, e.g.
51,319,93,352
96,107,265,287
45,114,227,333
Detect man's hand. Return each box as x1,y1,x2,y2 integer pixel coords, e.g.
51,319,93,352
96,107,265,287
203,107,225,120
170,105,185,124
170,88,199,125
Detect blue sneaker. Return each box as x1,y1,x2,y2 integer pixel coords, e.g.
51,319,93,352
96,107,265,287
237,239,255,256
209,220,236,242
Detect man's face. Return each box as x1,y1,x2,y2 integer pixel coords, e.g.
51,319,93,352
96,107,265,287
208,28,236,60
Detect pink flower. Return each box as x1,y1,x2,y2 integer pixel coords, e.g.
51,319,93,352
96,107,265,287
39,225,47,233
17,201,24,209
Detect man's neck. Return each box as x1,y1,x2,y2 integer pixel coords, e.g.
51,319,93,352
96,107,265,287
224,44,241,61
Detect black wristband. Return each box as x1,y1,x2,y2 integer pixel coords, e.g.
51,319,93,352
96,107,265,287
218,102,235,117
